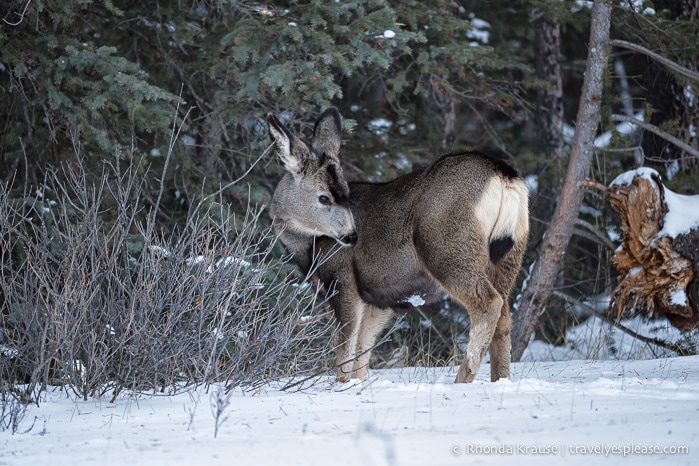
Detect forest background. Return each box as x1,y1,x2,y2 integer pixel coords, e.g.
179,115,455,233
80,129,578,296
1,0,697,403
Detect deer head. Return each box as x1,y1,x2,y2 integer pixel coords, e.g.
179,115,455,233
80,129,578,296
267,108,357,247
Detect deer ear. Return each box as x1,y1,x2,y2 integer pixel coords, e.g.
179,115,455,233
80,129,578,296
311,107,342,160
267,113,310,175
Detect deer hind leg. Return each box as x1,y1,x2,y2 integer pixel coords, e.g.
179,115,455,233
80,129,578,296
488,302,511,381
425,259,503,383
452,279,503,383
351,306,394,381
488,244,525,381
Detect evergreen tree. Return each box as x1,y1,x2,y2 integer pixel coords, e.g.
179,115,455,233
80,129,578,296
1,0,533,224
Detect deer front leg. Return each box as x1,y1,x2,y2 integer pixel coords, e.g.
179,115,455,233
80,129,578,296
351,306,394,381
334,300,365,383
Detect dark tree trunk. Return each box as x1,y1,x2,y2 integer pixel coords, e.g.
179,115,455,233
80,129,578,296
511,0,612,361
529,13,568,343
534,16,565,170
531,13,565,231
641,0,699,171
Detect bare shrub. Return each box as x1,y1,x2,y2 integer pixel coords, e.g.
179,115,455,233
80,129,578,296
0,384,27,434
0,158,331,403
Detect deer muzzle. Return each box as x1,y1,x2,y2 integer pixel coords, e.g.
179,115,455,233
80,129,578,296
338,231,358,247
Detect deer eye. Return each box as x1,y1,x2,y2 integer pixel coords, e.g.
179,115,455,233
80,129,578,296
318,195,332,206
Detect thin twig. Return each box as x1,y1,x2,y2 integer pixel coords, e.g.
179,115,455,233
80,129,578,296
574,218,616,250
3,0,32,26
154,87,191,216
189,143,273,219
280,317,405,392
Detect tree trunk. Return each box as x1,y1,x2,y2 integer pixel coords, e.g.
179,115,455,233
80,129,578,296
511,0,612,361
534,15,565,170
641,0,699,172
529,11,568,344
531,12,565,237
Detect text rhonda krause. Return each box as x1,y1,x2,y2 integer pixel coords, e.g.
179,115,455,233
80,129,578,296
459,443,689,456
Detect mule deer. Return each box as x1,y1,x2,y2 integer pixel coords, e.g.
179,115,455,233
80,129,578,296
267,108,529,383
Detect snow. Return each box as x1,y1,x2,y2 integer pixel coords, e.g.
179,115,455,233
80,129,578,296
368,118,393,135
383,30,396,39
524,174,538,194
181,135,196,147
626,0,656,15
609,166,659,188
403,295,426,307
0,345,19,358
466,17,490,45
594,111,644,149
147,245,172,257
4,313,699,465
521,314,691,362
660,188,699,238
671,289,688,307
215,256,252,269
4,356,697,465
572,0,654,15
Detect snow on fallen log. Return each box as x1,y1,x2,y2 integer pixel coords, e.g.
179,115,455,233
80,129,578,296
608,168,699,331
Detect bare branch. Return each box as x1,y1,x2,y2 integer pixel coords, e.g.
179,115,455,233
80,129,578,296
154,87,191,216
2,0,31,26
610,114,699,160
189,143,273,219
610,39,699,82
573,218,616,250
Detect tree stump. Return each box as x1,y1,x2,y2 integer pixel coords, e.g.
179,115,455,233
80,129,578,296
608,168,699,331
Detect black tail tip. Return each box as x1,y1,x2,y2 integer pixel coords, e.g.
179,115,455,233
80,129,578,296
490,236,515,263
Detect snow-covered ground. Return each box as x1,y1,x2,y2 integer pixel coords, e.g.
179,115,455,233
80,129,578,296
3,318,698,466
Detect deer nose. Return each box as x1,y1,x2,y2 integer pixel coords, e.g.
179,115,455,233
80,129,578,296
340,232,358,247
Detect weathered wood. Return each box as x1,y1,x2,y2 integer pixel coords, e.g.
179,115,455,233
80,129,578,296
608,172,698,331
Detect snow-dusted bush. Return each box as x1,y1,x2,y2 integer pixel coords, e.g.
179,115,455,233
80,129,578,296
0,159,331,404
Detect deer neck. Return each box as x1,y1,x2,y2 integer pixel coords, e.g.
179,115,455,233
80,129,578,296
271,219,316,275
